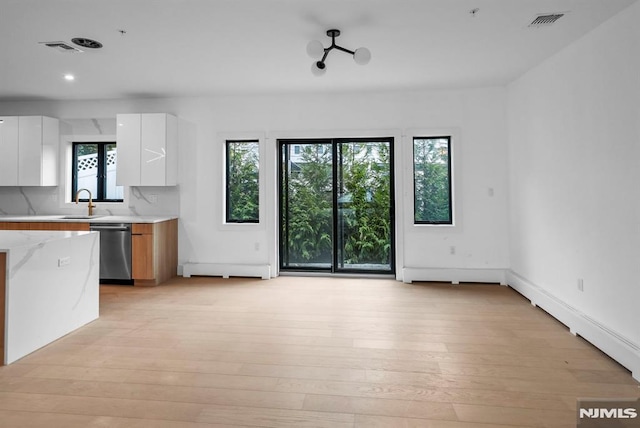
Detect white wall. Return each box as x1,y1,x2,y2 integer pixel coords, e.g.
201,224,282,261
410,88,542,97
0,87,509,280
507,1,640,349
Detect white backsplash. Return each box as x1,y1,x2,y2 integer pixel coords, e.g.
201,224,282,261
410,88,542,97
0,186,179,217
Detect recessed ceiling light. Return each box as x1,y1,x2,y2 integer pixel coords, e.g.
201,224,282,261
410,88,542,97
64,74,75,81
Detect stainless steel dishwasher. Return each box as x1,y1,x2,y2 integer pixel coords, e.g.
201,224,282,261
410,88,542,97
90,223,133,284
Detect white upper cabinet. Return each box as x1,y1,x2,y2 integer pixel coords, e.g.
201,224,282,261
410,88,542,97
0,116,20,185
0,116,59,186
116,113,178,186
115,114,142,186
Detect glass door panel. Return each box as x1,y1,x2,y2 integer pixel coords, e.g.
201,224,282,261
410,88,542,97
336,140,393,272
280,141,333,270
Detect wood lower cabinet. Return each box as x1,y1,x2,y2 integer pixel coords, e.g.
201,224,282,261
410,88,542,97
132,226,154,281
132,220,178,286
0,219,178,286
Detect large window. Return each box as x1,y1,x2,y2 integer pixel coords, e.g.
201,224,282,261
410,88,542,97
72,142,123,202
226,140,259,223
413,136,452,224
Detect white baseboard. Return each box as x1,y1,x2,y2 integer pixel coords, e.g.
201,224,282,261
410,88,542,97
507,270,640,382
402,267,507,285
182,263,271,280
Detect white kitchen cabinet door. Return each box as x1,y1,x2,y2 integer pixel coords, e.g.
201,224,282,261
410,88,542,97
117,113,177,186
0,116,19,185
116,114,142,186
141,113,177,186
16,116,59,186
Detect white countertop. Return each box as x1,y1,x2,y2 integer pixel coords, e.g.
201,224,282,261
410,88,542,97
0,215,177,224
0,230,96,252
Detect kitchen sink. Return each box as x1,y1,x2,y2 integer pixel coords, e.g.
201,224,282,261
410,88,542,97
61,215,104,219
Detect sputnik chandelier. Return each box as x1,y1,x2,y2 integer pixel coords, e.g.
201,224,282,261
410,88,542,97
306,29,371,76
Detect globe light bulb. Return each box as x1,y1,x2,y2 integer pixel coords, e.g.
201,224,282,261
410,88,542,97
311,61,326,76
353,47,371,65
306,40,325,59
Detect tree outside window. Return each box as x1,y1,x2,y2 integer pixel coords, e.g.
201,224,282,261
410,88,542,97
413,137,452,224
226,140,259,223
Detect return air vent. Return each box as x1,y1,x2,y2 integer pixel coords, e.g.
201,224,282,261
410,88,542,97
529,13,565,27
39,41,83,53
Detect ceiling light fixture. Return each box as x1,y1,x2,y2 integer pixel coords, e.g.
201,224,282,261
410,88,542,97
64,74,75,81
307,29,371,76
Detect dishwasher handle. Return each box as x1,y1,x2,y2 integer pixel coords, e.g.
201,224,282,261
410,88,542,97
90,224,132,232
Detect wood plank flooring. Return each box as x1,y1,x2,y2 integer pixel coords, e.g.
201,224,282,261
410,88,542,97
1,276,638,427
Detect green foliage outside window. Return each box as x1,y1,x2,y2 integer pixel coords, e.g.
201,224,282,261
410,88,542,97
284,144,333,264
339,142,391,265
226,141,259,223
413,137,452,224
282,141,392,268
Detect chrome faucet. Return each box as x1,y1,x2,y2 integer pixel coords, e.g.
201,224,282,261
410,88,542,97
75,188,96,216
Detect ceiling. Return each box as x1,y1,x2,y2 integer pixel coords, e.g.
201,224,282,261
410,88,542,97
0,0,636,101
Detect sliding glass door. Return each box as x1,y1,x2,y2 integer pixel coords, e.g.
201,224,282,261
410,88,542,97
279,138,394,274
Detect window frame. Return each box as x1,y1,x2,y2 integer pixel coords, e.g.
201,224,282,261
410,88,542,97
412,135,453,225
225,139,260,224
71,141,123,203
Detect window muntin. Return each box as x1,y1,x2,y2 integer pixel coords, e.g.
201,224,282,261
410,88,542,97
413,136,452,224
72,142,123,202
226,140,260,223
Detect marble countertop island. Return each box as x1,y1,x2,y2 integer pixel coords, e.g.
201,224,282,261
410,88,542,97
1,230,99,365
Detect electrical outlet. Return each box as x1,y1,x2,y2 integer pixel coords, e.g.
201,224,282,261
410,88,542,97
148,194,158,204
58,256,71,267
577,278,584,292
450,246,456,255
487,187,494,197
254,242,260,251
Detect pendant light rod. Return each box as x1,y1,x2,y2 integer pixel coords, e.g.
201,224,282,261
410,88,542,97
324,29,356,58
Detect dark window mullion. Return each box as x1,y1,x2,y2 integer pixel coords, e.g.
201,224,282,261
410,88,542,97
226,141,233,222
71,142,80,201
331,140,339,273
97,144,106,200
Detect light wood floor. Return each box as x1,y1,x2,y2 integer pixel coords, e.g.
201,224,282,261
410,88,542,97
1,276,638,427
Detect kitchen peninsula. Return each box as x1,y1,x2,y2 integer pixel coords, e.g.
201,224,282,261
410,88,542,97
0,230,99,365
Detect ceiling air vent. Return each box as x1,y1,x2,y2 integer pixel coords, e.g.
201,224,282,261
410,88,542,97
71,38,103,49
529,13,565,27
39,41,83,53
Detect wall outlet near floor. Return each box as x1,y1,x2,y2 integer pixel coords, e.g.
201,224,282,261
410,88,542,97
58,256,71,267
254,242,260,251
449,246,456,255
577,278,584,292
